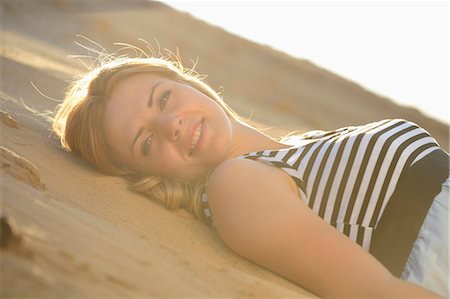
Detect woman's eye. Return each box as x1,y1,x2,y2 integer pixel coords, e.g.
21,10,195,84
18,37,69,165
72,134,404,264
159,90,171,110
141,136,152,156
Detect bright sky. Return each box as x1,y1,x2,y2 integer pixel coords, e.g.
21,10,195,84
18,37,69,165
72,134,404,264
162,0,449,124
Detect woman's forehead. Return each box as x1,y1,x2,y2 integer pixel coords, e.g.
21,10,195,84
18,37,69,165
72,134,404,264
111,73,166,94
107,74,162,109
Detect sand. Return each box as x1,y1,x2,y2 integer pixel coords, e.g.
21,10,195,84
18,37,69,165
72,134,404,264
1,0,448,297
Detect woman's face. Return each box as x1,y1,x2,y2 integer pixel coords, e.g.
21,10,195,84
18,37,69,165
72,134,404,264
103,73,235,183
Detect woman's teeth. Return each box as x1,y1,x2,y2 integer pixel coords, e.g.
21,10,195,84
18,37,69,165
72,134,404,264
190,123,202,152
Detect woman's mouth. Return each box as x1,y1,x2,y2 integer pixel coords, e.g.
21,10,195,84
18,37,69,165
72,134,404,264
189,120,205,156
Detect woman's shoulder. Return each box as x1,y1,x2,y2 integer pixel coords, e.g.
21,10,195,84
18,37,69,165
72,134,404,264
204,157,301,236
205,157,299,209
207,157,285,188
207,158,263,192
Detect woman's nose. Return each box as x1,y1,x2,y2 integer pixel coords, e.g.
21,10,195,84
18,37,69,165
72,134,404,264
157,114,183,141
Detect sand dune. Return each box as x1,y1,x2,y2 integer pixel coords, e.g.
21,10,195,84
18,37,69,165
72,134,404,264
1,0,448,297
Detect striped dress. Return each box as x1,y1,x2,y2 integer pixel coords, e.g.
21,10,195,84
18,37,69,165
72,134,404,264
202,119,443,255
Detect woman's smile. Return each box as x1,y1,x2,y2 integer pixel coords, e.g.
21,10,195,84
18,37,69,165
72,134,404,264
188,119,206,156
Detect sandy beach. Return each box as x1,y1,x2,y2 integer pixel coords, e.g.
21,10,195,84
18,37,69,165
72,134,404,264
1,1,448,297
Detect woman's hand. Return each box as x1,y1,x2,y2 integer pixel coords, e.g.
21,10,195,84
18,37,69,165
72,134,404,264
206,158,442,298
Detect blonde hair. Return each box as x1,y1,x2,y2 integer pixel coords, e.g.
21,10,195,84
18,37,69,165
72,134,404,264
53,53,240,223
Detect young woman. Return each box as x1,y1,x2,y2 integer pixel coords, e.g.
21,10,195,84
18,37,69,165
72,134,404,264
53,55,449,298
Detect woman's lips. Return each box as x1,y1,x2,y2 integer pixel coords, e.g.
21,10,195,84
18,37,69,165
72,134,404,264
188,120,205,156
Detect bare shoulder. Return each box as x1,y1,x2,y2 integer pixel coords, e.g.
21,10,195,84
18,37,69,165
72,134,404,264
205,157,299,237
207,157,297,196
208,156,274,179
206,157,297,209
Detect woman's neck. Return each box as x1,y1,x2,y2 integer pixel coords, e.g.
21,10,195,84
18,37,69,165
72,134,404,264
225,119,289,159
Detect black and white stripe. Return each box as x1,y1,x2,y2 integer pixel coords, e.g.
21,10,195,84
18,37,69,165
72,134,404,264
234,119,440,250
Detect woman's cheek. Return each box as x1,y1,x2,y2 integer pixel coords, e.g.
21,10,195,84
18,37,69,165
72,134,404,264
155,151,182,177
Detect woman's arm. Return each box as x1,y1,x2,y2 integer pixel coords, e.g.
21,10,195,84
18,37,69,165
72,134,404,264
206,158,442,298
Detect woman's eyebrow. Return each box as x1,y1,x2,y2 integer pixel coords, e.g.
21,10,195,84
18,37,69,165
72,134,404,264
147,82,163,107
